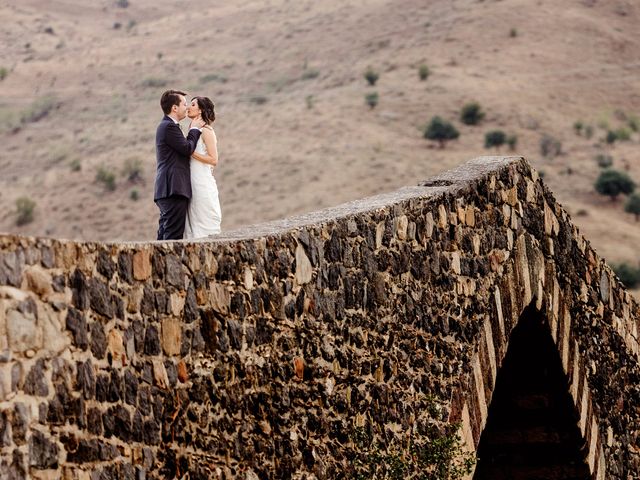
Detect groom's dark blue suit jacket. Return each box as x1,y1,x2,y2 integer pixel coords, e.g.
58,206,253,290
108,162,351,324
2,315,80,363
154,115,201,201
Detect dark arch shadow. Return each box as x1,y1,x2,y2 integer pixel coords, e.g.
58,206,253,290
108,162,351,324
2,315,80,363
473,304,591,480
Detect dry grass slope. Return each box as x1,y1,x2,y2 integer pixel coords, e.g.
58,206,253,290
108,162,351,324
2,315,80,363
0,0,639,294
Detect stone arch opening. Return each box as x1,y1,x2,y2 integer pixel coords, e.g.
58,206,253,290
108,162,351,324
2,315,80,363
473,304,591,479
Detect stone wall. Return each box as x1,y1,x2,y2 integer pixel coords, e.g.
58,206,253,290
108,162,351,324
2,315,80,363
0,156,639,479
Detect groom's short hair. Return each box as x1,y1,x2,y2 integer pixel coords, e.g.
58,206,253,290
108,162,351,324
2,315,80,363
160,90,187,114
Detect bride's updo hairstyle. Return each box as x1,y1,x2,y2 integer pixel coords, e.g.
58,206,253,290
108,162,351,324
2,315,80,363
195,96,216,125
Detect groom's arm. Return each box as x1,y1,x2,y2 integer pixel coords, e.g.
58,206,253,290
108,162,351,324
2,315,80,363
165,122,201,157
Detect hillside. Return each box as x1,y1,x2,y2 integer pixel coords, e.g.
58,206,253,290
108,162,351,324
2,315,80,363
0,0,639,292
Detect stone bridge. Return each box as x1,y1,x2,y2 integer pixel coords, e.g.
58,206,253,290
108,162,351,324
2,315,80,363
0,156,638,479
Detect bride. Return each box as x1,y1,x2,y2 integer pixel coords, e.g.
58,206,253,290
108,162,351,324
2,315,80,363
183,96,222,239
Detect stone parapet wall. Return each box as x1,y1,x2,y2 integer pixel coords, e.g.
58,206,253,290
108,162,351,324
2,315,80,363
0,156,639,479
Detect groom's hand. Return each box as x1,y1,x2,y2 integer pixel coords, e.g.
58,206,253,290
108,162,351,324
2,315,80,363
190,118,205,129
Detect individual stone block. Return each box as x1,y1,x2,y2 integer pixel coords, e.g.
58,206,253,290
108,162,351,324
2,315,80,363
6,307,40,353
23,266,53,298
133,249,152,281
29,430,59,469
161,318,181,356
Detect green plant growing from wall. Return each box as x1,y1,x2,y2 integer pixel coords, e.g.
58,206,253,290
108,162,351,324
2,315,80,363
349,417,475,479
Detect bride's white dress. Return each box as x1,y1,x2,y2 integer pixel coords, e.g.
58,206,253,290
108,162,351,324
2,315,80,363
184,135,221,239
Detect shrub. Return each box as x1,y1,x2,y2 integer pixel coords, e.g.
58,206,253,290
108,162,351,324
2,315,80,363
424,116,459,148
200,73,227,84
584,124,594,139
628,116,639,132
418,64,430,81
614,128,631,141
612,262,640,289
70,158,81,172
365,92,379,109
510,28,518,38
606,130,617,144
364,68,379,86
460,102,485,125
625,193,640,221
484,130,506,149
15,197,36,226
507,134,518,151
130,189,140,201
594,169,635,201
21,95,57,123
0,67,7,81
595,153,613,168
301,68,320,80
96,166,117,191
249,95,268,105
140,77,167,88
349,420,475,480
573,121,583,135
123,157,143,183
540,134,562,158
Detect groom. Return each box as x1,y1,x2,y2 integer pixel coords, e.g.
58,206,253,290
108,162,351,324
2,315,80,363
154,90,204,240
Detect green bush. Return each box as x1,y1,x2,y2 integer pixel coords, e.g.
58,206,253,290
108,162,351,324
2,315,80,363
15,197,36,226
249,95,268,105
70,158,81,172
612,262,640,289
625,193,640,221
460,102,485,125
0,67,7,81
418,64,430,81
509,28,518,38
540,134,562,158
595,153,613,169
200,73,227,84
614,128,631,141
573,121,583,135
301,68,320,80
364,68,379,86
424,116,459,148
130,189,140,201
123,157,143,183
484,130,506,149
96,166,117,191
140,77,167,88
21,95,57,123
365,92,379,109
584,124,594,139
507,134,518,151
628,116,639,132
349,421,475,480
594,169,635,201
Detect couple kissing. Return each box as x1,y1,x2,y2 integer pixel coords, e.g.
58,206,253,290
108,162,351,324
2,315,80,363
154,89,222,240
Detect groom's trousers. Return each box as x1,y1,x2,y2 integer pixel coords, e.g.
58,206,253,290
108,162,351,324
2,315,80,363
156,195,189,240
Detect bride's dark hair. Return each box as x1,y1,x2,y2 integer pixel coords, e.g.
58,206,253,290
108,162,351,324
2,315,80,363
194,96,215,125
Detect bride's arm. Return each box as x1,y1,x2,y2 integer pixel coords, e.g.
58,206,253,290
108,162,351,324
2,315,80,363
191,126,218,166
